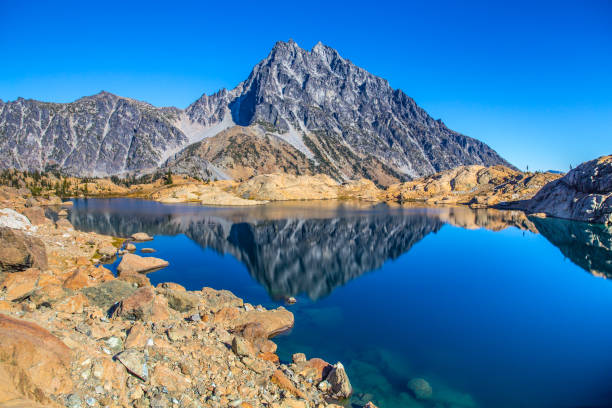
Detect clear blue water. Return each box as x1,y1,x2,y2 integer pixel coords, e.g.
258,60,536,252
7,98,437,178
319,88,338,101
68,198,612,408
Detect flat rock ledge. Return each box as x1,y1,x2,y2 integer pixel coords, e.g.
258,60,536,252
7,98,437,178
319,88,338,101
117,253,169,274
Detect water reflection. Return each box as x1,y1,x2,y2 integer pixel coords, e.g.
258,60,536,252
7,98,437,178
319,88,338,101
531,216,612,279
68,199,611,299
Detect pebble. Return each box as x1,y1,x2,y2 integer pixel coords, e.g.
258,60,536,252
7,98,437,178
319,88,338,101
85,397,96,407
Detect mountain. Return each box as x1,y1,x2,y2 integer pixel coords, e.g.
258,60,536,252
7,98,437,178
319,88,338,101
0,40,512,184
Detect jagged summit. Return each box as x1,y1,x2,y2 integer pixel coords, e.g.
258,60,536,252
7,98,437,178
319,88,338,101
0,41,512,182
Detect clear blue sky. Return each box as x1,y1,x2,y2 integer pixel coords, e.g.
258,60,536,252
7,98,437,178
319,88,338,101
1,0,610,171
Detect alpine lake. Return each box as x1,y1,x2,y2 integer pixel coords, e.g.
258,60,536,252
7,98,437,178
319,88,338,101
66,198,612,408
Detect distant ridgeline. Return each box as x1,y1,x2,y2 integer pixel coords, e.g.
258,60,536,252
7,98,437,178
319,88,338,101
0,40,511,186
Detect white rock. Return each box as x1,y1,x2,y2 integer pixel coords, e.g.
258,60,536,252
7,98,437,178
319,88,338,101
0,208,35,230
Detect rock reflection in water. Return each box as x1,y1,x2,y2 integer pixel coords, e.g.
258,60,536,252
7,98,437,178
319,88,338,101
531,216,612,279
68,198,601,300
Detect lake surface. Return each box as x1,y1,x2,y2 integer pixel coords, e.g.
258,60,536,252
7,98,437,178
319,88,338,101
68,198,612,408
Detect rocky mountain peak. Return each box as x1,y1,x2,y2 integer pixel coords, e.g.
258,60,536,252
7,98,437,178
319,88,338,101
1,41,512,182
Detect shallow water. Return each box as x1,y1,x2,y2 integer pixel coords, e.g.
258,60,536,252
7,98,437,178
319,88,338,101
69,198,612,408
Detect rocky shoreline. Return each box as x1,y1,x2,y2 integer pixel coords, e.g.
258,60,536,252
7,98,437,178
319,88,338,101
0,188,363,408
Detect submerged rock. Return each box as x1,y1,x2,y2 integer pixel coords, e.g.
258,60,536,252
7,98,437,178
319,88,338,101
407,377,433,400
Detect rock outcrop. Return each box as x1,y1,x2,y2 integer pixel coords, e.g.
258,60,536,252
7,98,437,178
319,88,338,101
510,155,612,225
116,253,169,274
384,165,561,206
236,174,340,201
0,226,47,272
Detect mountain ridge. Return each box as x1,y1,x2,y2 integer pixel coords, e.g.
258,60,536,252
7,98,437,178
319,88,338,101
0,40,513,184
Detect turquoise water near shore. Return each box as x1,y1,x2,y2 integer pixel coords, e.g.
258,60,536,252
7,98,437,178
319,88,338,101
69,198,612,408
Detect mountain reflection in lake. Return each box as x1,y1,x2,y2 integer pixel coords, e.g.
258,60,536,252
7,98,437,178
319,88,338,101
69,199,612,408
68,199,536,299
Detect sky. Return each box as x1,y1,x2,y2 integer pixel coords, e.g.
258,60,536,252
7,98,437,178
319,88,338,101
1,0,610,171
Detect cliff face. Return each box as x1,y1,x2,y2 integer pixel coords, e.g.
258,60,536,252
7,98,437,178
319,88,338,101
179,40,512,184
513,155,612,225
1,41,512,183
0,92,188,176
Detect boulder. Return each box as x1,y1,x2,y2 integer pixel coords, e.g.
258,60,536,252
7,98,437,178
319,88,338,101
271,369,306,399
117,253,168,274
407,378,433,400
0,208,34,230
114,349,148,381
140,248,156,253
112,286,170,322
150,363,190,392
22,207,51,226
294,358,332,382
124,322,148,349
226,307,294,338
0,315,72,404
125,243,136,252
81,280,137,311
200,287,243,313
325,362,352,399
130,232,153,241
54,293,89,314
232,336,256,357
97,244,117,261
117,271,151,288
292,353,306,364
0,227,47,272
158,287,199,312
1,268,40,300
55,218,73,230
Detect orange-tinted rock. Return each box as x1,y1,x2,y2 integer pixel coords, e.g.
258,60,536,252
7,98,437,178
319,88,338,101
227,308,294,338
63,265,113,289
54,293,89,314
117,272,151,287
259,352,280,364
157,282,186,292
298,358,332,382
117,253,168,274
271,369,306,399
150,364,191,392
213,306,242,324
22,207,51,226
112,286,170,322
0,314,72,404
125,322,148,349
0,228,47,273
62,268,93,289
0,300,13,312
1,268,40,300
